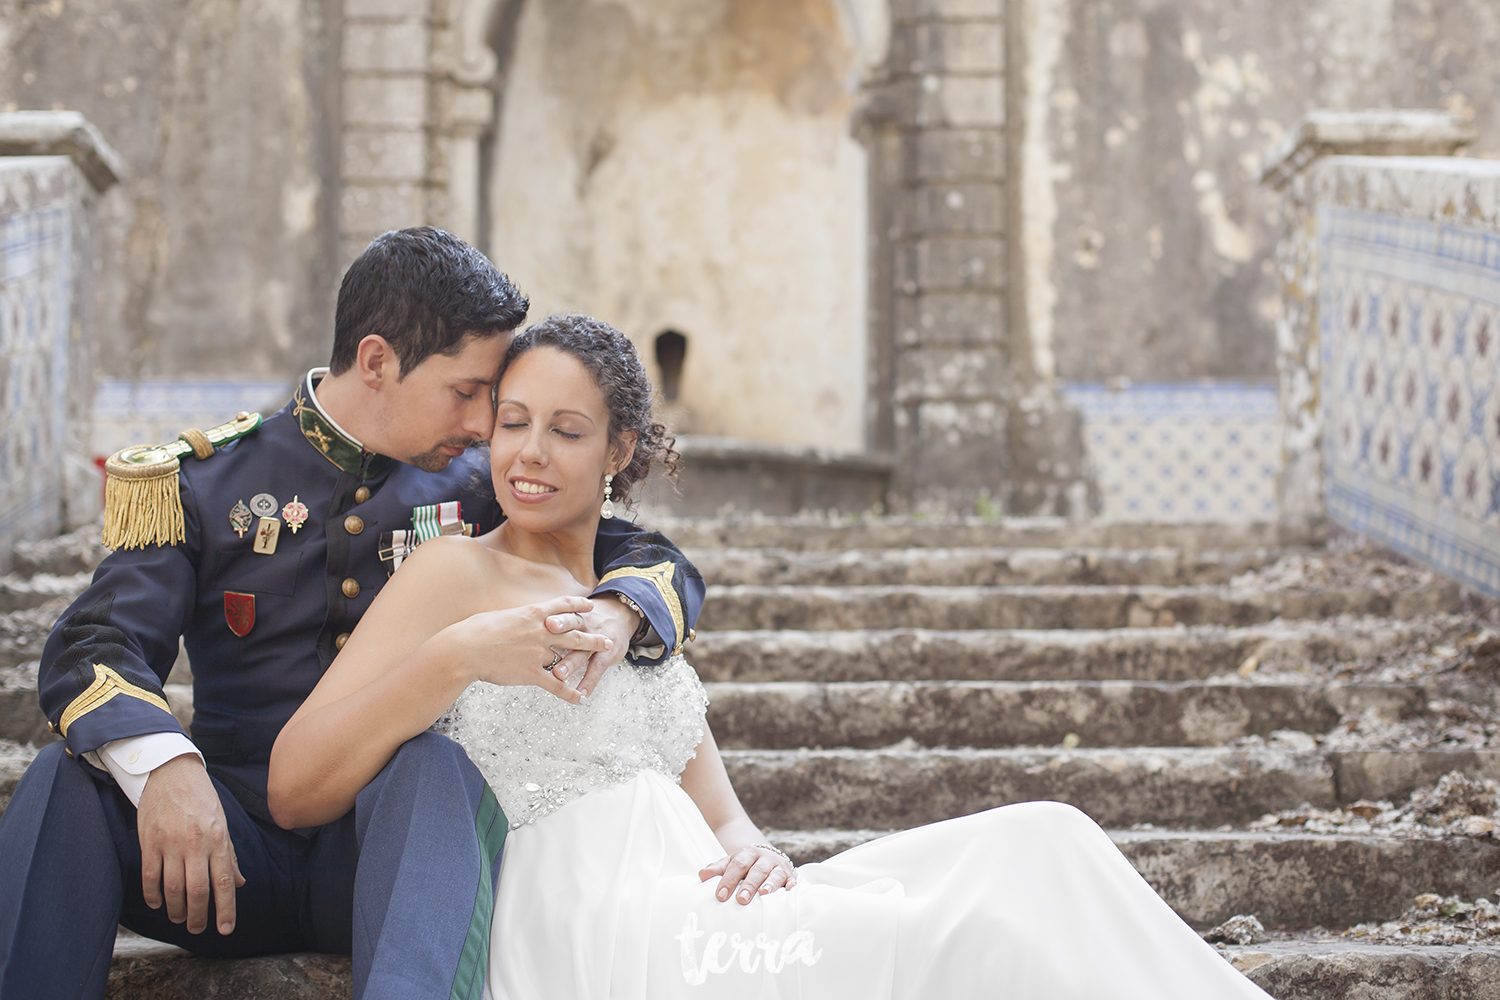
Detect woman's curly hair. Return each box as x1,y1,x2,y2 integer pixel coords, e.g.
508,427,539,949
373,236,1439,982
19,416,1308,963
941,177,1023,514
500,314,678,507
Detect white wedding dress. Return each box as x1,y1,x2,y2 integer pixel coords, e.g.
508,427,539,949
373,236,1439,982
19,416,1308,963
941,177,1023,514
438,657,1270,999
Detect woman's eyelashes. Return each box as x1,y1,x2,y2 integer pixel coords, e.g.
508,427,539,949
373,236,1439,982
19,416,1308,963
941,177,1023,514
496,419,583,440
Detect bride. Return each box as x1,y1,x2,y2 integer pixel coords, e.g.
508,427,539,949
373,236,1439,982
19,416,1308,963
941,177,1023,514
268,314,1271,999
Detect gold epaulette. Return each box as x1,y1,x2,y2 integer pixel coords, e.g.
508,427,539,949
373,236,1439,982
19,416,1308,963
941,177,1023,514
102,411,262,550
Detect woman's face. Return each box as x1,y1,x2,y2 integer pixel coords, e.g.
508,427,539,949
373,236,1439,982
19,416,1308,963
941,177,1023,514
490,346,629,532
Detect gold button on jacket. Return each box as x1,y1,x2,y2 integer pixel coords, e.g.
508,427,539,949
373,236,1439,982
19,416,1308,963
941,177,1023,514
344,515,364,535
354,486,371,504
335,632,350,650
342,578,360,599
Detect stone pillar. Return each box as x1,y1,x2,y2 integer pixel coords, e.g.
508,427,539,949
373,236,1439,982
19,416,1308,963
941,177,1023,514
865,0,1011,513
340,0,434,263
1260,110,1475,534
0,112,122,567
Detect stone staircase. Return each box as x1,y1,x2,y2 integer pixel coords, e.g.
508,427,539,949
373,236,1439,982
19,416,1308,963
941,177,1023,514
673,516,1500,998
3,519,1500,997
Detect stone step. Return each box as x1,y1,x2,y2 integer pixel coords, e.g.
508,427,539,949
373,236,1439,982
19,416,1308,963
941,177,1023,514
0,600,67,670
768,827,1500,931
0,665,52,746
0,738,36,814
698,582,1464,632
103,935,1500,1000
705,680,1425,750
722,747,1500,831
688,619,1438,683
12,523,106,578
644,515,1307,552
0,570,92,613
109,932,349,999
1227,941,1500,1000
686,545,1289,587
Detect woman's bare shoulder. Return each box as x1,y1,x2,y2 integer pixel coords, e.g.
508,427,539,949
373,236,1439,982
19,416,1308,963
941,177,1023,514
395,533,493,573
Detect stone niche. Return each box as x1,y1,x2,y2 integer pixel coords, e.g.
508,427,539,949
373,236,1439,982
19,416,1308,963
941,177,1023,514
486,0,872,454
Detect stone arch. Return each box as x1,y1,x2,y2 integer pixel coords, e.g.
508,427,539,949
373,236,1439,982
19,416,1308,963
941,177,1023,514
453,0,885,452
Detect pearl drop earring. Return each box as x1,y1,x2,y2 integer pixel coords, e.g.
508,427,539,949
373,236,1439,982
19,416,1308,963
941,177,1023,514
601,474,615,519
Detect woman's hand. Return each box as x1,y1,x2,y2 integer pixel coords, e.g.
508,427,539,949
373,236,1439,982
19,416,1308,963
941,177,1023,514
430,595,614,705
699,845,797,905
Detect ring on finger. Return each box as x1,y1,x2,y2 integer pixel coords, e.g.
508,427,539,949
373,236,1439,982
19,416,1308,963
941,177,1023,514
546,648,561,671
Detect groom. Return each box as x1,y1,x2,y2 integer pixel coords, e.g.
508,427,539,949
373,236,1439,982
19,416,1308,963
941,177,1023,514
0,227,704,999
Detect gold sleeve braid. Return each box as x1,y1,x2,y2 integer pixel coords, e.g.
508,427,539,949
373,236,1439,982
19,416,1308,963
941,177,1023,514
597,561,684,654
58,664,173,737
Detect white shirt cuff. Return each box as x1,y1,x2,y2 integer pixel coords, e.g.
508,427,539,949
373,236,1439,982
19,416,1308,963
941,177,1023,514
88,733,203,808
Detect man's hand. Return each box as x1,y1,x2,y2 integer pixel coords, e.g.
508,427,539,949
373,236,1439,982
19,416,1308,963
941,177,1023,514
136,754,244,935
547,596,639,697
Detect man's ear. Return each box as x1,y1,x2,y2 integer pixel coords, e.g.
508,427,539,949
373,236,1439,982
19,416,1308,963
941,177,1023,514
355,335,398,389
609,431,638,475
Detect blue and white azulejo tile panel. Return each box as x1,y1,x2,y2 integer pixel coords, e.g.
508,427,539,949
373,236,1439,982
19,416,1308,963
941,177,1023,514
0,159,73,558
1320,205,1500,595
1060,382,1280,523
93,378,294,459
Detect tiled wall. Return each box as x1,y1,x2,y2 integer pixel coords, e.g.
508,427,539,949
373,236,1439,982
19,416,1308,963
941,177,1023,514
1061,382,1281,523
1320,197,1500,594
0,158,75,568
93,378,293,461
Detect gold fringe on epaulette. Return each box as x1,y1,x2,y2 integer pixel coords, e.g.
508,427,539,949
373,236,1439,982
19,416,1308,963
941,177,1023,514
102,451,185,550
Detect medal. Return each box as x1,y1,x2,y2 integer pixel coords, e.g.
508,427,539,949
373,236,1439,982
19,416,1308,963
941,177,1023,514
249,493,278,518
282,495,309,533
224,591,255,637
229,500,252,538
253,516,281,555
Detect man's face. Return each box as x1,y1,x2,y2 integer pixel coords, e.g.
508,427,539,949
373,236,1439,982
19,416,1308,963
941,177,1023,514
372,332,509,471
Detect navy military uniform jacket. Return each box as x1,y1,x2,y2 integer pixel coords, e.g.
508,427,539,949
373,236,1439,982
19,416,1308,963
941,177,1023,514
38,371,705,820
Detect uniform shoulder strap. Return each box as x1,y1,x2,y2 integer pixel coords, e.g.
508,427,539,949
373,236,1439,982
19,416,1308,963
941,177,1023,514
102,411,262,550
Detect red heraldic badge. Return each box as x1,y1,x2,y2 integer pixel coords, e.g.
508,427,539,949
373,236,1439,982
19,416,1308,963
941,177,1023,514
224,591,255,637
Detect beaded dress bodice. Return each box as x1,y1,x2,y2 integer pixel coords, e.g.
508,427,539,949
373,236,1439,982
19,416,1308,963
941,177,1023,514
435,655,708,829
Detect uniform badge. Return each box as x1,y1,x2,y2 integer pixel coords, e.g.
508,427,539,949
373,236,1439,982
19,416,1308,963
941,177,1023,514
282,495,309,533
249,493,279,518
379,501,473,575
229,500,252,538
224,591,255,637
253,516,281,555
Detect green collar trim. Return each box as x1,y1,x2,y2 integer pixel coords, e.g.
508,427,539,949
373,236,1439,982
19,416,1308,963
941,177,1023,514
294,369,393,478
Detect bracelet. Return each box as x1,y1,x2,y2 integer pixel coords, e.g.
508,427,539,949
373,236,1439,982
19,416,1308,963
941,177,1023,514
611,592,653,645
752,843,795,870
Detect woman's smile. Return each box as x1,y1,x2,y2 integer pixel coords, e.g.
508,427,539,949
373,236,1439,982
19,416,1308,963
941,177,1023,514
510,477,559,502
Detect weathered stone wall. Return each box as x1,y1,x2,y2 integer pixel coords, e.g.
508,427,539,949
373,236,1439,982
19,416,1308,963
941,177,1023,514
0,0,341,382
485,0,877,453
1022,0,1500,387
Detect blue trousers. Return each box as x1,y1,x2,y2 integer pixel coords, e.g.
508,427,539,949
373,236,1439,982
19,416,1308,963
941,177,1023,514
0,732,505,1000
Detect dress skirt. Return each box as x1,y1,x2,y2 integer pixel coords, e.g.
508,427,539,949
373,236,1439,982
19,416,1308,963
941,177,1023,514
484,770,1269,999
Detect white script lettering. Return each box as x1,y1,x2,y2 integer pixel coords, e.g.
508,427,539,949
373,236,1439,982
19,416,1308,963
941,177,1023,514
675,913,823,984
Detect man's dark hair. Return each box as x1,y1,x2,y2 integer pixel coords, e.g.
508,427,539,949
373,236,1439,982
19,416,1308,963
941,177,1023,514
330,227,529,376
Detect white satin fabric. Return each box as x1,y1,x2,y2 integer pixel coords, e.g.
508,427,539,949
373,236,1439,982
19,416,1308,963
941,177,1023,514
451,658,1269,999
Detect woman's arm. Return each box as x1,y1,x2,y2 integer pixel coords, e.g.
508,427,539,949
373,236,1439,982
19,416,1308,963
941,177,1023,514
267,537,605,829
680,725,796,904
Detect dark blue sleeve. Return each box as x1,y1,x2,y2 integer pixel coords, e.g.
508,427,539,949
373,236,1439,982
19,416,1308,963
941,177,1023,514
591,517,705,664
37,474,202,757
